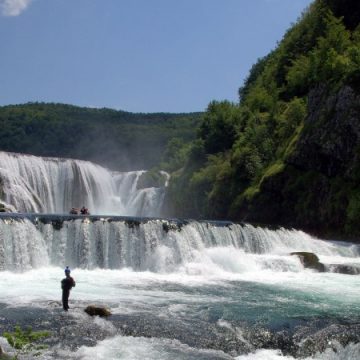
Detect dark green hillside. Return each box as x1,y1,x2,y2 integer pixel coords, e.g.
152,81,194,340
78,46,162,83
164,0,360,240
0,103,201,170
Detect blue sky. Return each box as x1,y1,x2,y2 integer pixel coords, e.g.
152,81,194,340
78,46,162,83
0,0,313,113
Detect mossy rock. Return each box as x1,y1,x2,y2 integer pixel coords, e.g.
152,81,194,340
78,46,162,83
84,305,112,317
290,252,325,272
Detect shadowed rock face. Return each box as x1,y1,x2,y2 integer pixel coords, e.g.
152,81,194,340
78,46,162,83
240,84,360,241
289,85,360,179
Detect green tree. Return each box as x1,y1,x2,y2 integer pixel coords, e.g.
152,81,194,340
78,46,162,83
310,11,352,85
198,101,240,154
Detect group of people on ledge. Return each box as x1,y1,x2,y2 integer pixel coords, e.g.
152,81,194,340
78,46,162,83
69,206,90,215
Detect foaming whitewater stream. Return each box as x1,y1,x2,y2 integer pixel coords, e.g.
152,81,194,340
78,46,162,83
0,151,166,215
0,215,359,359
0,151,359,359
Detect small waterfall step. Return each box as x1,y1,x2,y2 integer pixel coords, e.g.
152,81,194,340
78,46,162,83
0,213,358,272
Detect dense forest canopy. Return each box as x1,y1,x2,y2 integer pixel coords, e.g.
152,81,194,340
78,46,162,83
0,103,202,171
164,0,360,240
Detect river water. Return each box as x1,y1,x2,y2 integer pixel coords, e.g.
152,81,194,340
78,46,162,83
0,217,359,359
0,152,359,359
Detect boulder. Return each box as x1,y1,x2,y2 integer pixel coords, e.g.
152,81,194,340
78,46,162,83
0,346,12,360
290,252,325,272
326,263,360,275
84,305,111,317
0,202,15,213
162,221,180,233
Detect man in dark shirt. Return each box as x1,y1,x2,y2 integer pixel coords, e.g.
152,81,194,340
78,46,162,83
61,266,76,311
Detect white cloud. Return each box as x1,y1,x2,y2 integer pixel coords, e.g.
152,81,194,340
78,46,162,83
0,0,33,16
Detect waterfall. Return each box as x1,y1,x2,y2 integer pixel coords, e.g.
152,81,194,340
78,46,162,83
0,216,358,272
0,217,49,271
0,151,166,216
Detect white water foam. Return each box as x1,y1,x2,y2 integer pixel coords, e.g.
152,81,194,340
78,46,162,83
60,335,232,360
2,334,359,360
235,342,360,360
41,329,360,360
1,218,359,274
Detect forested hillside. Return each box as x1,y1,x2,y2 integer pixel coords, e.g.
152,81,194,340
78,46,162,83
164,0,360,240
0,103,201,171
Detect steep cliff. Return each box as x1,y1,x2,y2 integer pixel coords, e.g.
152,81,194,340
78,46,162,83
239,84,360,238
164,0,360,241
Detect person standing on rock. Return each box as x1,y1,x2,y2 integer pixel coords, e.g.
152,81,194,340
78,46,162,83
61,266,76,311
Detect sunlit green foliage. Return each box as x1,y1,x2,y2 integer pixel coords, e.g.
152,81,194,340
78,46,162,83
166,0,360,237
198,101,240,154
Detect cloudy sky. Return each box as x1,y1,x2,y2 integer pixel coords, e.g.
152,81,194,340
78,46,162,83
0,0,313,113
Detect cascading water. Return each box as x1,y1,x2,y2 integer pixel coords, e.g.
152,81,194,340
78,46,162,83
0,151,359,359
0,216,359,273
0,215,359,360
0,151,166,216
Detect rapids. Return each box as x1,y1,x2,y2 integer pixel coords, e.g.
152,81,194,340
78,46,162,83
0,215,359,359
0,151,359,359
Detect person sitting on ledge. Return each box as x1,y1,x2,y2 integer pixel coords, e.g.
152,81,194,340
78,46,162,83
69,207,79,214
80,206,89,215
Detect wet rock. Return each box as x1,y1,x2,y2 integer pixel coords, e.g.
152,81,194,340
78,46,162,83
236,84,360,241
84,305,112,317
112,313,253,355
0,346,12,360
0,203,15,213
51,219,64,230
294,323,360,358
290,252,325,272
326,263,360,275
290,85,360,179
162,221,180,233
125,219,141,228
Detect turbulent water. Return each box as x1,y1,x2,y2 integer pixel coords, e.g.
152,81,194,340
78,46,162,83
0,216,359,359
0,151,166,216
0,151,359,359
